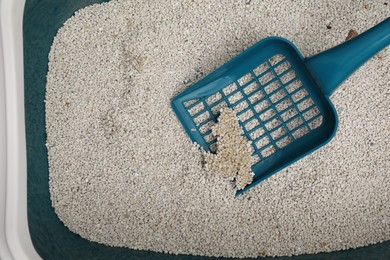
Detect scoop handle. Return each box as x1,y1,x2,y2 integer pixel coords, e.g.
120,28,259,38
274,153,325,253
305,17,390,97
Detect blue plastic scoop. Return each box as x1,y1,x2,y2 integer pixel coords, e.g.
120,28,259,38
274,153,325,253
171,18,390,195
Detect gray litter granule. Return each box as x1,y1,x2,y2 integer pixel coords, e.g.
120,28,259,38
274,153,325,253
46,0,390,258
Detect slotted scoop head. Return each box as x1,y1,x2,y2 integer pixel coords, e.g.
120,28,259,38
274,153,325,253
171,18,390,194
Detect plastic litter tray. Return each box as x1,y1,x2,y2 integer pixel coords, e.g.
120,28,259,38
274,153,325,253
1,0,389,259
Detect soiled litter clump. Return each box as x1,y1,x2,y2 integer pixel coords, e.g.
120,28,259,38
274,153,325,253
345,29,359,41
204,108,254,190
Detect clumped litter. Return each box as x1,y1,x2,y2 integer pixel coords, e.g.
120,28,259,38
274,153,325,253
345,29,359,41
204,108,254,190
46,0,390,258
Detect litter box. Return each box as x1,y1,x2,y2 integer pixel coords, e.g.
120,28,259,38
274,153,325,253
0,0,389,259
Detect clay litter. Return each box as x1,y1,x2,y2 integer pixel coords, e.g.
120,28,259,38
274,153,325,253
204,107,254,190
46,0,390,258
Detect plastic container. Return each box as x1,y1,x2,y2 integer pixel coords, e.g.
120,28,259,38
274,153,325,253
0,0,389,259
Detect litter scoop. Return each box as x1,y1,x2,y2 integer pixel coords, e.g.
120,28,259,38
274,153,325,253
171,18,390,195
